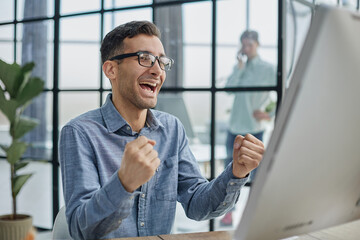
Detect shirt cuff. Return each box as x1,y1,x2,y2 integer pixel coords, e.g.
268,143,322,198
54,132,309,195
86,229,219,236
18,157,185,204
223,163,249,193
102,172,141,209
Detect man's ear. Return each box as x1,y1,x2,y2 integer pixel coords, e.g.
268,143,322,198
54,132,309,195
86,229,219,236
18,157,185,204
102,60,118,82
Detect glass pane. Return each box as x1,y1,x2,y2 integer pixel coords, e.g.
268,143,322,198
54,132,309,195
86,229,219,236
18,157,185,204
183,45,211,88
286,0,312,87
217,48,277,88
214,91,232,181
9,20,53,161
103,8,152,38
258,47,278,67
17,0,54,21
0,161,53,229
214,91,276,230
22,92,53,160
316,0,338,4
216,46,238,87
342,0,358,9
102,91,112,105
181,2,212,88
0,91,53,161
61,0,100,15
105,0,151,9
61,15,100,42
217,0,246,45
59,92,100,127
154,4,184,88
216,0,246,88
183,2,211,45
59,44,100,89
214,91,277,178
0,0,14,22
0,111,10,157
19,162,53,228
217,0,277,89
0,25,14,63
59,167,65,209
0,42,14,64
250,0,278,46
60,15,101,89
16,21,54,89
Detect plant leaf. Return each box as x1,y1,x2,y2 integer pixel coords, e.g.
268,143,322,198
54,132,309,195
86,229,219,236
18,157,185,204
14,161,30,171
0,59,22,97
13,173,33,197
13,116,39,140
0,144,9,153
16,77,44,107
13,62,35,98
7,140,28,164
21,62,35,76
0,88,17,122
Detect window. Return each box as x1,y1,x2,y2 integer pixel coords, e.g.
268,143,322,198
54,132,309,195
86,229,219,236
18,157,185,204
1,0,318,233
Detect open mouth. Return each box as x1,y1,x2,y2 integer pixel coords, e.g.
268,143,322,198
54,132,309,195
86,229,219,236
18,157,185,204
139,81,157,93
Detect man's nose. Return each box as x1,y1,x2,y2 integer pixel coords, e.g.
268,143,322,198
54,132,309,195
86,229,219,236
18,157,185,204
150,59,163,75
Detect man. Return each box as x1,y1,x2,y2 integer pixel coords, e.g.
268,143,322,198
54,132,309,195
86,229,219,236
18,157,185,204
59,21,264,239
221,30,276,226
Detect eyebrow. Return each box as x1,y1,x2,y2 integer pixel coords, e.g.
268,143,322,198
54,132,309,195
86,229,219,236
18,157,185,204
138,50,166,57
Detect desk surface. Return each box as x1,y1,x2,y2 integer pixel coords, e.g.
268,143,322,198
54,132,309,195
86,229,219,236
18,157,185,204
110,219,360,240
109,231,231,240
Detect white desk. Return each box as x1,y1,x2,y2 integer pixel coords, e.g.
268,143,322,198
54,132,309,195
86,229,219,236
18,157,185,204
110,219,360,239
190,144,227,163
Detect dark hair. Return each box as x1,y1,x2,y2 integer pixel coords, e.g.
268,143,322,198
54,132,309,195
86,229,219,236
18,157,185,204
100,20,161,64
240,30,259,44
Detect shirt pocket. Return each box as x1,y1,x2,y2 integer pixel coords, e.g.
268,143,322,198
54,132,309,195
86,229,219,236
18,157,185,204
155,155,178,201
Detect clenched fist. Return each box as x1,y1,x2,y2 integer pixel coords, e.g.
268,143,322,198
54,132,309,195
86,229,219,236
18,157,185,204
232,134,265,179
118,136,160,192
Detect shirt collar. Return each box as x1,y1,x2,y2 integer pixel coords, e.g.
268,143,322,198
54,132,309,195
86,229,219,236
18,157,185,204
247,55,261,66
101,93,163,133
146,108,164,131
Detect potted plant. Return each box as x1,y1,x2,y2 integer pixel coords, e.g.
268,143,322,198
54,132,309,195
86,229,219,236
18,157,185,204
0,59,44,240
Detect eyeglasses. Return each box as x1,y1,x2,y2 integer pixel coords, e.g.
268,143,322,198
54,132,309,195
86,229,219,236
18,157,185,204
109,51,174,71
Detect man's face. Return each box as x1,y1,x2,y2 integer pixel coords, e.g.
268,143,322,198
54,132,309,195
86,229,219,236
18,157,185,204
240,38,259,59
113,34,166,110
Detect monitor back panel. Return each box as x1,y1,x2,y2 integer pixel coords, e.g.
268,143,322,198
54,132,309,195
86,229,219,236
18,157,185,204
234,5,360,240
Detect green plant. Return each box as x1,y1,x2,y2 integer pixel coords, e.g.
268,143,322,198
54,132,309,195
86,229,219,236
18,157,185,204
265,101,277,113
0,59,44,220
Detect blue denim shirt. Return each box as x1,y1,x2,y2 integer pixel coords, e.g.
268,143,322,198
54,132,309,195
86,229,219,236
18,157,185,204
59,93,249,239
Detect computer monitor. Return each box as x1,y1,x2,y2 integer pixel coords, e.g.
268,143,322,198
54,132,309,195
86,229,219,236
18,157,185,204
234,5,360,240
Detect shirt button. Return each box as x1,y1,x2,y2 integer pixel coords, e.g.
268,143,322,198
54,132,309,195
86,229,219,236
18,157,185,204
230,182,235,186
140,222,145,227
141,193,146,198
156,168,159,172
118,220,122,224
126,126,130,130
129,195,134,200
223,202,227,206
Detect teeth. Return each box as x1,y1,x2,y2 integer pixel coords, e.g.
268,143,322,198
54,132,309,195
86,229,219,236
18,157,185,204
140,82,157,87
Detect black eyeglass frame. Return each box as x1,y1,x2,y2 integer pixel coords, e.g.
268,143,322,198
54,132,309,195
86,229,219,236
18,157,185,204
109,51,174,71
